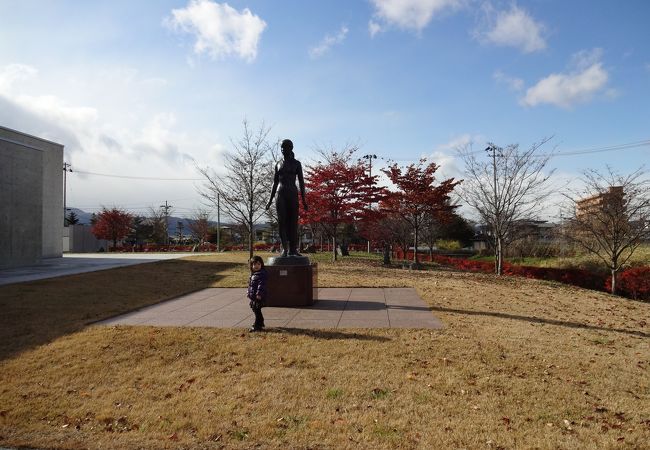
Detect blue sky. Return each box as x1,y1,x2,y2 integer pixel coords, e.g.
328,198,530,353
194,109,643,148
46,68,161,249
1,0,649,219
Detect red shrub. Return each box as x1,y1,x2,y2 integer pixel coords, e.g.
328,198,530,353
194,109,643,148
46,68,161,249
431,255,494,273
430,256,608,293
606,267,650,300
504,264,607,291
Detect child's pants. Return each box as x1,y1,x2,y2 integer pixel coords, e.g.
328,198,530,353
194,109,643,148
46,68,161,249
250,301,265,328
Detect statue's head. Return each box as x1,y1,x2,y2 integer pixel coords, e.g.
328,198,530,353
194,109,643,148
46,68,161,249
281,139,294,159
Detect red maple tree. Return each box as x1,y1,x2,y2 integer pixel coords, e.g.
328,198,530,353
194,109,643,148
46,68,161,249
301,149,386,261
91,207,134,251
381,159,461,264
357,210,406,265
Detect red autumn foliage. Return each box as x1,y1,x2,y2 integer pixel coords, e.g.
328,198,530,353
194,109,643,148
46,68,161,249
424,253,649,300
357,213,396,244
605,267,650,300
302,150,386,259
381,160,461,263
91,207,133,250
427,255,609,293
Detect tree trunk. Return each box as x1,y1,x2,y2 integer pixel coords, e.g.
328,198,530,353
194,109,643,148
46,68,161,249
383,243,391,265
495,236,503,275
332,235,338,262
414,227,419,264
610,268,617,295
248,227,253,259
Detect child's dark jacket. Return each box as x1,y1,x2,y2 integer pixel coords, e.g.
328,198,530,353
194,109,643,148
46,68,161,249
247,268,268,307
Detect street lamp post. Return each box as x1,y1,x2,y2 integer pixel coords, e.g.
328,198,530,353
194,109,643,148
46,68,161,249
63,162,72,226
216,192,221,252
362,154,377,253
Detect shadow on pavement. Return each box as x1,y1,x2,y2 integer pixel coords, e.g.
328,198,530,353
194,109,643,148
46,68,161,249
308,299,431,312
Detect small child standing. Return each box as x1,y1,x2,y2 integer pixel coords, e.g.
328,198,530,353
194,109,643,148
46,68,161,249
247,255,267,332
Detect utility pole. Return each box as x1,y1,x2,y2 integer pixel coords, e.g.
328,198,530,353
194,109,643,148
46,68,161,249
362,154,377,253
177,221,184,244
63,162,73,226
363,154,377,178
216,192,221,252
160,201,173,246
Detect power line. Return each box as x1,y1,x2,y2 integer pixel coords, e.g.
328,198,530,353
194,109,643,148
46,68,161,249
69,197,199,209
546,140,650,157
73,170,203,181
68,139,650,180
69,206,198,212
456,139,650,157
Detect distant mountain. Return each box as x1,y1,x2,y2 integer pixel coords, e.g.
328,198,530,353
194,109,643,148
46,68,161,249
66,208,229,236
65,208,94,225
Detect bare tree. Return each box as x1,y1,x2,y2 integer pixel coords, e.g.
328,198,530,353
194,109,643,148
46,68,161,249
457,139,554,275
188,208,211,245
561,167,650,295
197,119,273,259
147,206,170,245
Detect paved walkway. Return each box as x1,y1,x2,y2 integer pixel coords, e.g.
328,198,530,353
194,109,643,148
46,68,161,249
97,287,443,329
0,253,196,286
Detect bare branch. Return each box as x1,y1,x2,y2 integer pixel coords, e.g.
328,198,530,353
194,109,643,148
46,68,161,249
560,167,650,294
456,138,555,275
196,119,274,258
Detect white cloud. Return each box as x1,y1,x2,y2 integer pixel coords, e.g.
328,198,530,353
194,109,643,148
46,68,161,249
435,133,475,152
430,134,486,181
429,150,462,180
0,62,218,168
0,64,98,147
141,77,169,89
165,0,266,63
493,70,524,91
571,48,603,69
368,20,382,37
13,94,98,131
369,0,462,32
521,49,609,109
480,5,546,53
0,63,38,91
309,26,349,59
0,62,227,214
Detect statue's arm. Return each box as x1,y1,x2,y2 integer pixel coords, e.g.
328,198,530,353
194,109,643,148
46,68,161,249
266,164,279,210
297,161,308,210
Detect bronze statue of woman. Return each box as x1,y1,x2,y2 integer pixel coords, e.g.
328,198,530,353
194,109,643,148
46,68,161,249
266,139,308,257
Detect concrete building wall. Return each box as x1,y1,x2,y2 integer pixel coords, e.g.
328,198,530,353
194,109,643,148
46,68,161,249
63,224,110,253
0,139,43,268
40,138,64,257
0,126,64,268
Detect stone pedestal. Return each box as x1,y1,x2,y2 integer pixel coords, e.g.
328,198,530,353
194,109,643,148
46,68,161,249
265,256,318,307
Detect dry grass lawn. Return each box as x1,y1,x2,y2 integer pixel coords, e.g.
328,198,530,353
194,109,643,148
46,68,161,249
1,252,649,449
